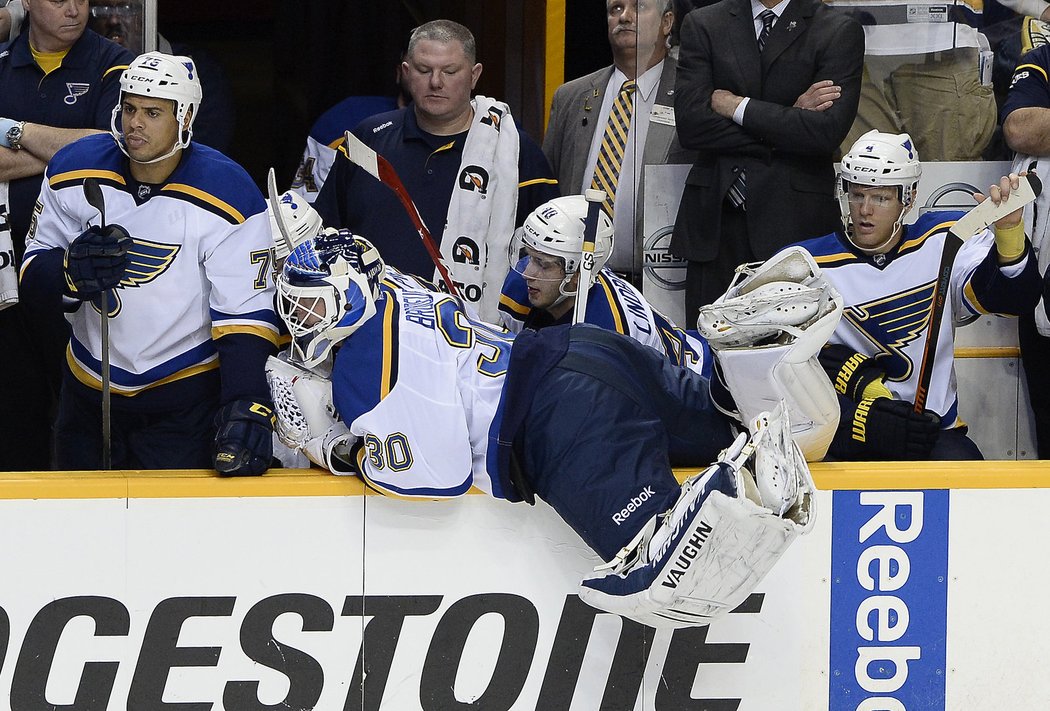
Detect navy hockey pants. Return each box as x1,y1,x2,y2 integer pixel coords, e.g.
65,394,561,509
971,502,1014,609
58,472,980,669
521,327,735,561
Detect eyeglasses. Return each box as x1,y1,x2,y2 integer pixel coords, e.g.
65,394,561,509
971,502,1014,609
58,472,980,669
846,192,897,208
90,4,136,18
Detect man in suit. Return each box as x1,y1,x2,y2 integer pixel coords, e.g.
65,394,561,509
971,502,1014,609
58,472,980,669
673,0,864,316
543,0,695,282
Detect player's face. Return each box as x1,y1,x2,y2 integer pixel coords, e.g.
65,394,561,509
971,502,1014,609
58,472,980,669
846,184,905,250
24,0,89,53
607,0,672,72
402,39,482,130
119,94,182,163
522,246,571,311
286,295,327,331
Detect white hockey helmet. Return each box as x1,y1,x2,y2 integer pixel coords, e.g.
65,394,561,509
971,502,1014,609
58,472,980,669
517,195,614,275
277,231,386,368
111,52,203,162
838,130,922,241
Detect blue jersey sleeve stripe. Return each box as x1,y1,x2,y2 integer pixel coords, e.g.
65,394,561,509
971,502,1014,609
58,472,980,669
381,294,400,398
68,337,218,389
211,308,282,328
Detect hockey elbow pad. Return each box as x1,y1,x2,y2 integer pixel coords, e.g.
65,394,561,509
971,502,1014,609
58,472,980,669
63,225,131,298
850,398,940,460
214,399,275,476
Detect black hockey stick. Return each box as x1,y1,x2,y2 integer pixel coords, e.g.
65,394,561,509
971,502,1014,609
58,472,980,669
82,178,112,470
913,170,1042,413
342,131,460,296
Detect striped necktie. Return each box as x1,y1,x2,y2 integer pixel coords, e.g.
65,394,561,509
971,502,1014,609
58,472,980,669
591,80,637,217
727,10,778,209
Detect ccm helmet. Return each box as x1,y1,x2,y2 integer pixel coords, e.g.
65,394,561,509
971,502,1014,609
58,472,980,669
278,231,385,368
111,52,203,162
838,130,922,243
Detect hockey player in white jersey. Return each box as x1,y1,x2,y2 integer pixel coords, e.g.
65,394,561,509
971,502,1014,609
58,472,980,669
265,230,841,628
792,130,1042,460
20,52,280,473
499,195,709,376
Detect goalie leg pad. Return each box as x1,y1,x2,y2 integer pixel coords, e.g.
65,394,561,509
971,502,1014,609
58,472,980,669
715,344,839,461
578,410,816,630
578,473,806,629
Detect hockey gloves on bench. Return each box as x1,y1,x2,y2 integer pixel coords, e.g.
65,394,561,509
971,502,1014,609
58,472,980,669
64,225,131,299
819,344,893,402
213,399,275,476
850,397,940,460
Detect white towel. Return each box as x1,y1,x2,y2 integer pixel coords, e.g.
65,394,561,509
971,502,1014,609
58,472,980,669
0,181,18,310
441,96,520,323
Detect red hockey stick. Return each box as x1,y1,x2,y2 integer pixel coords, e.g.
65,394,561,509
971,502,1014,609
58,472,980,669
343,131,460,296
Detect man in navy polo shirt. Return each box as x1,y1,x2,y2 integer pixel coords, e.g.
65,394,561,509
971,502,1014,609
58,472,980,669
315,19,559,322
0,0,132,470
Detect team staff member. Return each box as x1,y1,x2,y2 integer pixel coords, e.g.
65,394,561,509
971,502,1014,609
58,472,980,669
793,131,1041,460
0,0,132,471
315,19,559,322
20,52,280,473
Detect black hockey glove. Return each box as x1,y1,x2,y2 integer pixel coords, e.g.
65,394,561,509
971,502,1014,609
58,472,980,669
819,344,891,402
213,399,275,476
64,225,131,299
851,397,940,460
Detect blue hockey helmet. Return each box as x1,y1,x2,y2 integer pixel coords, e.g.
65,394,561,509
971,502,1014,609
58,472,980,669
277,230,385,367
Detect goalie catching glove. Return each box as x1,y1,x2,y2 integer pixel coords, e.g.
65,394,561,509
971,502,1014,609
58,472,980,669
578,402,815,629
64,224,131,299
213,399,276,476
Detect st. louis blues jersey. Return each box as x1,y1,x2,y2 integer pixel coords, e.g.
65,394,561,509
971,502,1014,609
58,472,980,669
21,134,281,399
498,265,709,377
331,285,512,499
793,211,1041,426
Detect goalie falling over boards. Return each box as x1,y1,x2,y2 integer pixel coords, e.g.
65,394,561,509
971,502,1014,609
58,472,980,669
263,195,843,628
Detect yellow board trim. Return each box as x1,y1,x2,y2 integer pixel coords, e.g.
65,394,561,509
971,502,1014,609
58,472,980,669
955,346,1020,358
544,0,566,133
3,461,1050,500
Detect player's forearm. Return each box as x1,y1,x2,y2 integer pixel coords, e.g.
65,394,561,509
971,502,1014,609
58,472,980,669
0,146,45,182
1003,109,1050,156
19,123,106,163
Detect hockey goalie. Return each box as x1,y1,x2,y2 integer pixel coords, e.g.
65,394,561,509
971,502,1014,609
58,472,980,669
264,194,841,628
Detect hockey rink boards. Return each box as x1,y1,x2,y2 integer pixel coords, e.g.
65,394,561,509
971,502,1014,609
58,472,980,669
0,465,1046,710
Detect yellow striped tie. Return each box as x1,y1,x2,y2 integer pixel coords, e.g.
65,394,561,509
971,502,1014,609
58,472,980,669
591,80,637,217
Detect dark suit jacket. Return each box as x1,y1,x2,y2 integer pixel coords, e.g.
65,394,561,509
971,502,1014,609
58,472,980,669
672,0,864,262
543,57,696,270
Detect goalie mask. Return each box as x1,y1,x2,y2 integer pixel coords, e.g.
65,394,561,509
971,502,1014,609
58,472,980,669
510,196,614,307
278,231,385,368
111,52,202,164
269,190,324,261
838,130,922,251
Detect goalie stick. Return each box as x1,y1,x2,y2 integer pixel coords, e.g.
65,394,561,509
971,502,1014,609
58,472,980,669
913,170,1041,412
571,189,607,324
342,131,460,296
82,177,112,470
266,167,296,255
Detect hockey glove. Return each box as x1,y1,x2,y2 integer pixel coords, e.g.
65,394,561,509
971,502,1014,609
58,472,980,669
64,225,132,299
851,397,940,460
819,345,892,402
213,399,275,476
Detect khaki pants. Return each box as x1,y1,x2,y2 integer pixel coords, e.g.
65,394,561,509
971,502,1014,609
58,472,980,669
842,48,996,161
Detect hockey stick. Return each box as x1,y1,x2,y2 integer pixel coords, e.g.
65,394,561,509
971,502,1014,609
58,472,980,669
342,131,460,296
266,167,296,255
572,189,607,324
82,178,112,470
913,171,1041,413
